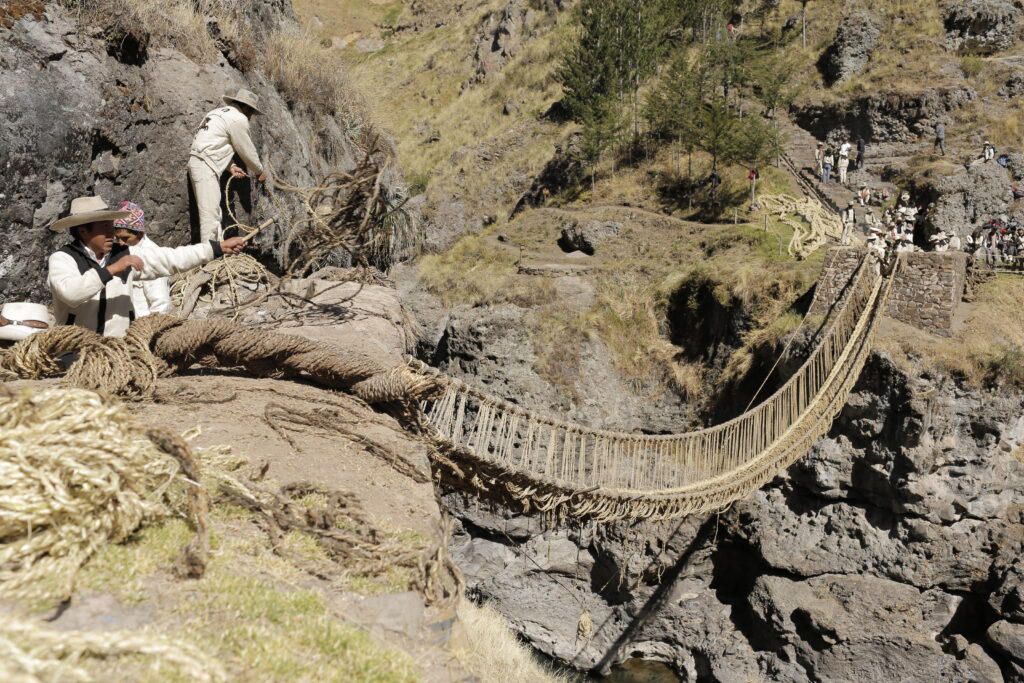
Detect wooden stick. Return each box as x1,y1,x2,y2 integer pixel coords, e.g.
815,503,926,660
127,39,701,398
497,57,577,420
240,218,276,243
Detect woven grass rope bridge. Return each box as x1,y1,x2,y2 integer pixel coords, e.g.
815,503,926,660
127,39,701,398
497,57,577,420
411,255,898,522
0,256,896,525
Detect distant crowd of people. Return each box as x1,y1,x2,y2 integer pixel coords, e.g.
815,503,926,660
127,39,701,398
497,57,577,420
810,120,1024,271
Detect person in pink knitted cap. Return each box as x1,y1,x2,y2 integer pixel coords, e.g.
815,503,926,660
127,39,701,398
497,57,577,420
113,201,172,317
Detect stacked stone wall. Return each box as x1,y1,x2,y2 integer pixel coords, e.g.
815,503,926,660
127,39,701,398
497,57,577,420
809,247,967,337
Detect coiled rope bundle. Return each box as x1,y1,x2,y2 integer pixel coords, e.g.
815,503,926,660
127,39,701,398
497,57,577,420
0,385,224,682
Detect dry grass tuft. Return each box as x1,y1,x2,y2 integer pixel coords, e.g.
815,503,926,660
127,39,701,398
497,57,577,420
454,599,571,683
263,32,370,124
875,273,1024,389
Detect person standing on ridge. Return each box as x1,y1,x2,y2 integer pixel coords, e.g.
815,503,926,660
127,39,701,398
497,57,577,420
814,142,824,177
189,88,268,243
933,121,946,156
855,136,866,170
983,140,997,162
821,148,834,184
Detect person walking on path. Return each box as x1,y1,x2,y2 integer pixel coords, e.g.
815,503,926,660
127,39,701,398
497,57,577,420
838,137,851,185
112,201,172,318
47,195,245,337
933,122,946,155
855,136,866,170
814,143,824,177
189,88,268,243
841,201,856,245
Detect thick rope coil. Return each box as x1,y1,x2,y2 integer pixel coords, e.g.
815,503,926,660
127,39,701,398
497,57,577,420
0,315,444,406
759,194,845,258
0,386,209,603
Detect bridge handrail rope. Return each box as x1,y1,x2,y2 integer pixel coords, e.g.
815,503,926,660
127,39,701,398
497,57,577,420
410,253,899,521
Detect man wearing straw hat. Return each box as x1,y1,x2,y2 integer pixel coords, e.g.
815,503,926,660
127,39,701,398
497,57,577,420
188,88,268,243
47,195,245,337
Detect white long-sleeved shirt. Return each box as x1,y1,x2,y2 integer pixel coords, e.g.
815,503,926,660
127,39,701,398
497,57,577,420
130,236,173,317
48,240,220,337
189,105,264,176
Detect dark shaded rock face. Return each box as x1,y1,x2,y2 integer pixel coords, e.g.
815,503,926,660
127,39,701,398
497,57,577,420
0,3,361,304
446,353,1024,680
792,86,976,143
432,303,693,433
818,10,882,86
944,0,1022,54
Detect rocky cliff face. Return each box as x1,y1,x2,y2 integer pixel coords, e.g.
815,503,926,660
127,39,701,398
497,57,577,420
0,1,361,303
446,353,1024,680
793,86,976,144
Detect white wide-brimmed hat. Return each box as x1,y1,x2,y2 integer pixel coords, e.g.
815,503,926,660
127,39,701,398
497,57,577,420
223,88,264,115
0,303,52,343
929,231,951,242
49,196,131,233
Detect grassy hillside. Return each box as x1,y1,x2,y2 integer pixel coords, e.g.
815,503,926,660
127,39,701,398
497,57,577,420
293,0,1024,398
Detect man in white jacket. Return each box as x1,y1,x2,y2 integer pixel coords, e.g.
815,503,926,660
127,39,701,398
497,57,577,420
112,201,173,317
188,88,268,243
47,196,245,337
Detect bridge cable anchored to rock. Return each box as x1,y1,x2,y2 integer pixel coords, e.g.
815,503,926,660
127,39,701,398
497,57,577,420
0,255,896,524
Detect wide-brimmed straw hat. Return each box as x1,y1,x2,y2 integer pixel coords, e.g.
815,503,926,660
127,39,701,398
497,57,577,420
223,88,264,115
0,303,52,343
49,196,131,233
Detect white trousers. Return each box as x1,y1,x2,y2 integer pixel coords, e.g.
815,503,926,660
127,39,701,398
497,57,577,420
189,157,223,243
838,157,849,184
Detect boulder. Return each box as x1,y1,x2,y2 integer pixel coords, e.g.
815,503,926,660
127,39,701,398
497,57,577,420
988,620,1024,664
819,10,883,86
944,0,1022,53
926,159,1014,238
473,0,528,81
1000,70,1024,97
557,219,621,255
749,574,1000,681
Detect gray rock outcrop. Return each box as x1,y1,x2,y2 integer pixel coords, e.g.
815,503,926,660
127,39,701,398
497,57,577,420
1001,70,1024,97
793,86,976,143
819,10,883,86
557,219,621,255
446,352,1024,679
473,1,531,81
944,0,1022,54
925,160,1014,238
0,2,364,304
